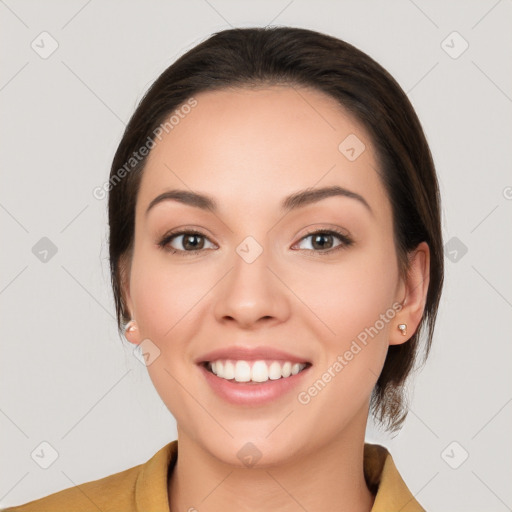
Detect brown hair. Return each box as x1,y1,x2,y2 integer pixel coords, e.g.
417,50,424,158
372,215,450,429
108,26,443,432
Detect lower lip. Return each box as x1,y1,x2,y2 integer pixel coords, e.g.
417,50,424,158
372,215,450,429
198,363,311,406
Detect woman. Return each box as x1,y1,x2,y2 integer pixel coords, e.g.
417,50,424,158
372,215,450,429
5,26,443,512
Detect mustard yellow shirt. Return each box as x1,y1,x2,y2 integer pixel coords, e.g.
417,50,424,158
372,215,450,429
2,441,425,511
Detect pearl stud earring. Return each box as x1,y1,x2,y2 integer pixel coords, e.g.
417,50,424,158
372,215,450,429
125,320,137,334
397,324,407,336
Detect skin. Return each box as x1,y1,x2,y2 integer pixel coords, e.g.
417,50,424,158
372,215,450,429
122,85,430,512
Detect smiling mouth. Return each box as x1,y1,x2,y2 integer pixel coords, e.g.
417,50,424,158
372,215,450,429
201,359,312,383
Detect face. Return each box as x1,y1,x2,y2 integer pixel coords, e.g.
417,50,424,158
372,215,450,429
123,85,410,467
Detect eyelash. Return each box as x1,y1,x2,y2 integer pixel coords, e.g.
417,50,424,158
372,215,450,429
157,227,353,256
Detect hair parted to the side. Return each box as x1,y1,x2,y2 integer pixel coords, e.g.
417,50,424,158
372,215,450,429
108,26,443,432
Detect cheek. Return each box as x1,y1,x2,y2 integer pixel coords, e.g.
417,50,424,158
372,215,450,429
128,249,207,424
293,244,399,430
299,238,399,345
128,243,212,341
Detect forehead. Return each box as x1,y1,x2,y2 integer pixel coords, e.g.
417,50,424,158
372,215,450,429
137,85,388,217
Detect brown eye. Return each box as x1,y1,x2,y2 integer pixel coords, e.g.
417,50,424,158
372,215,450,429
158,230,216,254
181,233,205,250
294,229,353,253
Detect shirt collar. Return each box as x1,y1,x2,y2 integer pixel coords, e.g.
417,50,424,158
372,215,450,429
363,443,425,511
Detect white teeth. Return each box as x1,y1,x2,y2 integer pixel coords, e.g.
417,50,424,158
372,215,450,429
251,360,268,382
207,359,307,382
268,361,282,380
234,361,251,382
223,361,235,380
281,361,292,378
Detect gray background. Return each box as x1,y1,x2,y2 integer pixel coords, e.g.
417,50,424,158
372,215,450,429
1,0,511,510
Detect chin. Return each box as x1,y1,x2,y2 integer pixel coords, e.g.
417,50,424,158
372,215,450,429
199,432,304,469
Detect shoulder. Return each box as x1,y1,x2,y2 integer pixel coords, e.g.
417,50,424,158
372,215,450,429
2,441,177,512
1,465,141,512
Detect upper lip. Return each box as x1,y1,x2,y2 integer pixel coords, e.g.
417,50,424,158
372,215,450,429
195,346,312,365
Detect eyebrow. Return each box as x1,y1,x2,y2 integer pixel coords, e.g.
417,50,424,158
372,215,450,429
145,185,372,216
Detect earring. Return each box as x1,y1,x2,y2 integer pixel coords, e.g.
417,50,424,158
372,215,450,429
397,323,407,336
125,320,137,334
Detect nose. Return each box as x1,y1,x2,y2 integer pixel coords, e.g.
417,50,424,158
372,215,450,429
213,246,291,330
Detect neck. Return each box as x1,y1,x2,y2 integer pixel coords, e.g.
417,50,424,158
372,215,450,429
168,409,375,512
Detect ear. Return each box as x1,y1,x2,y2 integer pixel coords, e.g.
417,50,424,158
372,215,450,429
390,241,430,346
119,253,141,346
